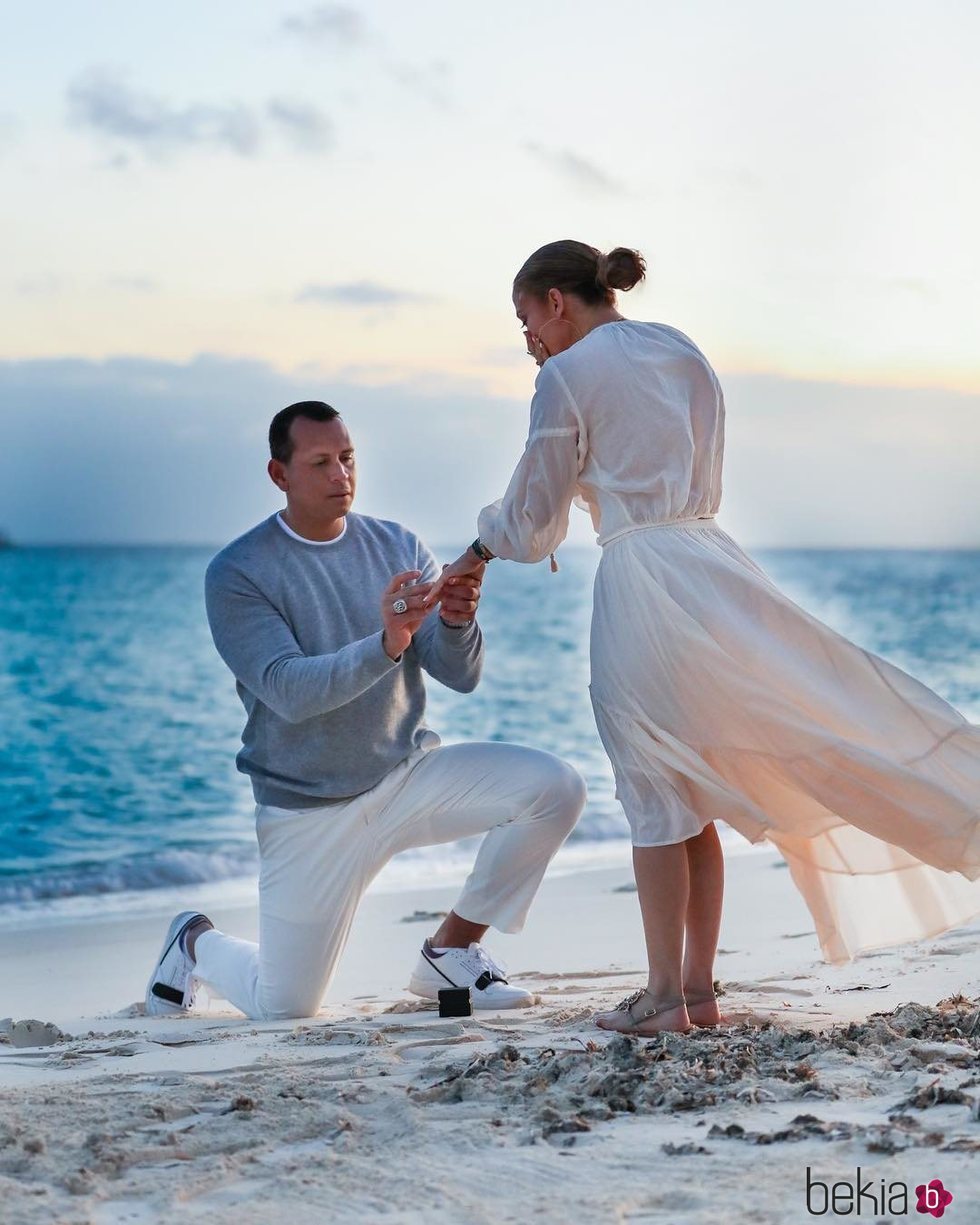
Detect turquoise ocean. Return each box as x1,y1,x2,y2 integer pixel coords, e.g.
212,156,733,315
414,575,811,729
1,544,977,924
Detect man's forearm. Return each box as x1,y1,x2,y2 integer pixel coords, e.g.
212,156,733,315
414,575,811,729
206,567,406,724
416,618,484,693
222,626,401,723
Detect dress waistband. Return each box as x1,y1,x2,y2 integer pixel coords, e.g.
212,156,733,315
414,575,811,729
600,516,718,547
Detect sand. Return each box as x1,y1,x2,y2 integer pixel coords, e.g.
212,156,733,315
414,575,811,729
2,847,978,1224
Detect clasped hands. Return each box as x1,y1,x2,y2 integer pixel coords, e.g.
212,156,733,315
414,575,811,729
381,556,486,661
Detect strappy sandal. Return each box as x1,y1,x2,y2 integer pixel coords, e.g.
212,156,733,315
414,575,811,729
684,988,723,1028
594,988,691,1035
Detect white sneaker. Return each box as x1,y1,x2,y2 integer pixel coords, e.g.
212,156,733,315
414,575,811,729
144,911,211,1016
408,938,535,1009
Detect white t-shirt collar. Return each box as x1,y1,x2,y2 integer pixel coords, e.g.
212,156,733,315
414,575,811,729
276,512,349,547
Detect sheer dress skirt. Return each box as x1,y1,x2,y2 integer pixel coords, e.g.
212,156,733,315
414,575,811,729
588,518,980,963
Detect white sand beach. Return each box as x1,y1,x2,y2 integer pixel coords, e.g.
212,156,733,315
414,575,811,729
2,844,979,1224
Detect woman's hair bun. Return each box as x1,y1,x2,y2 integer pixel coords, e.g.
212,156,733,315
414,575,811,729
513,239,646,305
597,247,647,293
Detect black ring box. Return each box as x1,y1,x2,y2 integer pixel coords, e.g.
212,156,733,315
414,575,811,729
438,987,472,1017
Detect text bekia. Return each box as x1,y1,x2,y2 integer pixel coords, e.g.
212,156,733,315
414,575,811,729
805,1168,954,1217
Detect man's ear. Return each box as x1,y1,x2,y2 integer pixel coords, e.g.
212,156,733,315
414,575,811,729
268,458,288,491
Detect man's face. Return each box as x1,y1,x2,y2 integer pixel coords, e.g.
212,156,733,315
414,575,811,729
269,416,356,519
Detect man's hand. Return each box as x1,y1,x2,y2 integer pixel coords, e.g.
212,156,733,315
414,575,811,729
438,562,485,627
381,571,435,660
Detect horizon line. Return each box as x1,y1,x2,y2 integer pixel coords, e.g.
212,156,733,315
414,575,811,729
2,540,978,553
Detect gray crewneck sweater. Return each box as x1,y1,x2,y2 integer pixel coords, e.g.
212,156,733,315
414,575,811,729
204,512,484,808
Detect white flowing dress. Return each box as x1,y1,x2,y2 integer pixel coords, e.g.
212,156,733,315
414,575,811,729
477,319,980,964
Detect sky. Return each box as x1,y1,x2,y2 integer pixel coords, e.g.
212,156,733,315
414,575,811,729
1,0,978,548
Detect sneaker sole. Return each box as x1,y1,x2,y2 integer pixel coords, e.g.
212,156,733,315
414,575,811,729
144,911,202,1016
407,974,534,1010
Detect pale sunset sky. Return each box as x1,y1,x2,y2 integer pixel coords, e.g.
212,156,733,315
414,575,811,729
1,1,977,547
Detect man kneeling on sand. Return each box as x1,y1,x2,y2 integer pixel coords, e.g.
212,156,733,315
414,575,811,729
144,400,586,1020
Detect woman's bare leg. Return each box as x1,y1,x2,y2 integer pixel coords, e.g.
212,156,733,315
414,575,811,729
604,842,692,1032
682,821,724,1025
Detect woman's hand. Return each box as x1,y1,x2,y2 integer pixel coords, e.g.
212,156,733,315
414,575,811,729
423,549,486,610
528,332,549,367
525,317,582,366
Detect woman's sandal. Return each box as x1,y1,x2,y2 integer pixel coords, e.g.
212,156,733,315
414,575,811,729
594,988,692,1035
684,988,723,1028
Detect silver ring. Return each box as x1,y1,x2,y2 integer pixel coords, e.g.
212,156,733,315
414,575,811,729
392,598,409,615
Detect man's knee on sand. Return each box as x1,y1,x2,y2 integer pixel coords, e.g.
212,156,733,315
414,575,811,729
254,989,324,1022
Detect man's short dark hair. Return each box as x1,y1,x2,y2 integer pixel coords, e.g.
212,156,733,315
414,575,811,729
269,401,341,464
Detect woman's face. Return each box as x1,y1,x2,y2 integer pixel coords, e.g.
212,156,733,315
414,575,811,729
514,288,579,366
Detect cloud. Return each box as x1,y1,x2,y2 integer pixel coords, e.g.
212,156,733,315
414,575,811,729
0,356,976,548
67,72,337,164
281,10,451,111
523,143,620,194
68,70,261,159
718,371,980,547
295,282,435,307
0,354,524,547
267,98,333,152
281,5,367,45
385,60,453,110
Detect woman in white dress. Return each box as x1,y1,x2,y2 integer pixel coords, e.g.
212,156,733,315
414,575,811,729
428,239,980,1035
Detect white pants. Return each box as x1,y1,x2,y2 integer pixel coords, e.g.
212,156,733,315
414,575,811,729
193,737,586,1019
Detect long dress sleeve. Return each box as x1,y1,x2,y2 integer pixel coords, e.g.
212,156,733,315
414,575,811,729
477,359,586,564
